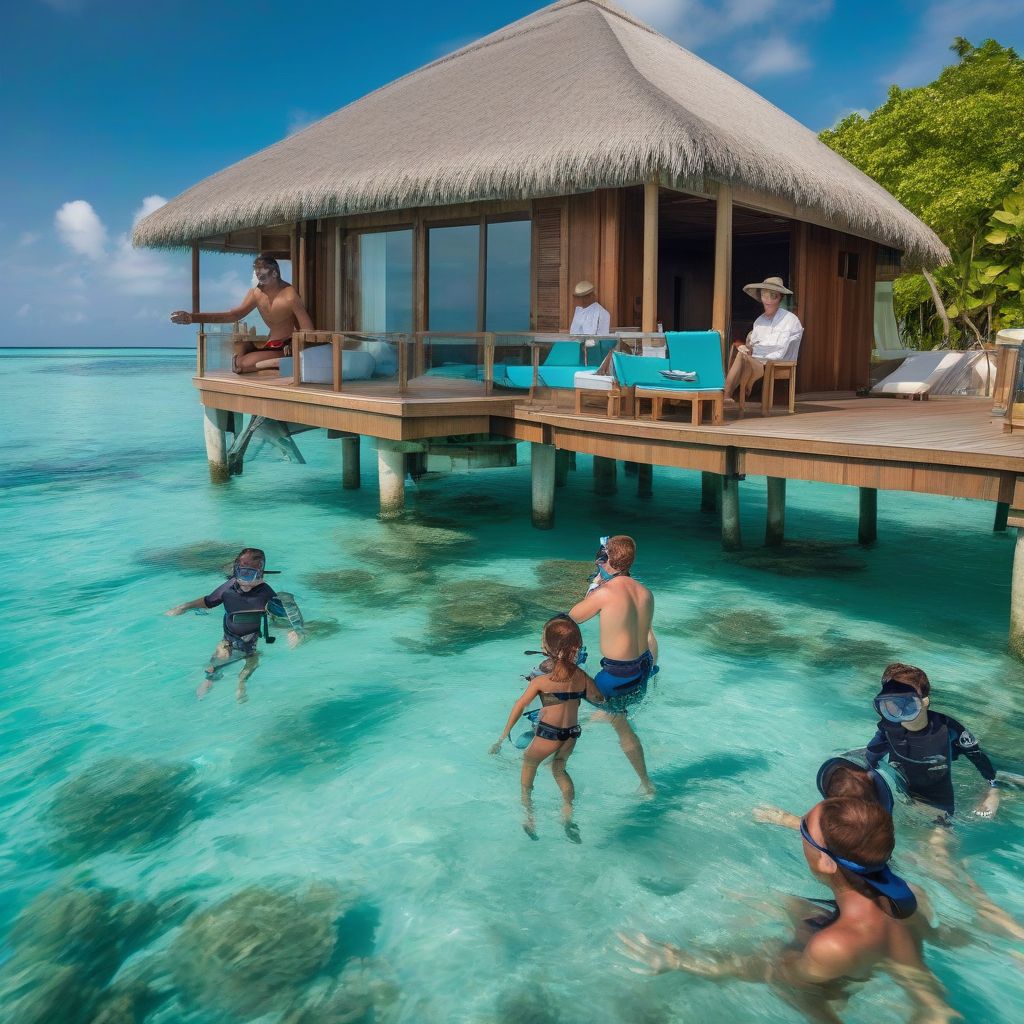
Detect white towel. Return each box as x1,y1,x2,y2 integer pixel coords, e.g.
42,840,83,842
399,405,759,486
659,369,696,381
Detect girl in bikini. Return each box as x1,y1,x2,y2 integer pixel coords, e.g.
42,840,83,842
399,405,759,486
490,616,602,842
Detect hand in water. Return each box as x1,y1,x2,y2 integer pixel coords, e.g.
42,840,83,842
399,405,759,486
489,741,504,755
165,605,186,616
288,630,303,649
618,932,724,978
974,788,1000,818
752,805,794,827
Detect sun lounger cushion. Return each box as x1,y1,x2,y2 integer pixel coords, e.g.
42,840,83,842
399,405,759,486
871,351,963,396
664,331,725,390
574,371,614,391
297,344,376,383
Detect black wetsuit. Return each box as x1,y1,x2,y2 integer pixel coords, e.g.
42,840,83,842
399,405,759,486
204,580,277,655
864,711,995,815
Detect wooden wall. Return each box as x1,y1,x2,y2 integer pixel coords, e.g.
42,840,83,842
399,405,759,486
792,223,877,392
301,189,878,392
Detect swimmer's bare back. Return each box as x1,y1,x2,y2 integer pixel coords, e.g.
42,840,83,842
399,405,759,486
570,576,654,662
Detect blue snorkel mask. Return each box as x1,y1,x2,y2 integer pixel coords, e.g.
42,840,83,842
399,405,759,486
234,562,265,585
800,818,917,919
873,681,924,723
816,756,895,814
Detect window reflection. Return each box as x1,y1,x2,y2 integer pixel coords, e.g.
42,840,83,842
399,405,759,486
428,224,480,331
486,220,530,331
359,229,412,332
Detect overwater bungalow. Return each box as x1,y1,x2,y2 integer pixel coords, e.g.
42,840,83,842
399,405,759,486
133,0,1024,652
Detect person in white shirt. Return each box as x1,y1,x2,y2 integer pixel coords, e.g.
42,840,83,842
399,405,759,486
569,280,611,336
725,276,803,402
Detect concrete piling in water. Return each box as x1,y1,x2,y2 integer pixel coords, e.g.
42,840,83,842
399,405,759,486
765,477,786,547
721,475,742,551
624,461,639,476
594,456,617,496
858,487,878,545
637,463,653,499
555,449,570,488
376,441,406,519
1012,528,1024,660
341,436,361,490
203,407,230,484
531,443,556,529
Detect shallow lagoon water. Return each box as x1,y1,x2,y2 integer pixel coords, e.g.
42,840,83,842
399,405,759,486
1,348,1022,1023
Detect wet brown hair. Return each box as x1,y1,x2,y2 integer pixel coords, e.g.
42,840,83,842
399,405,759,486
605,535,636,572
543,616,584,683
253,255,281,275
819,797,894,872
881,662,930,698
236,547,266,568
824,766,878,803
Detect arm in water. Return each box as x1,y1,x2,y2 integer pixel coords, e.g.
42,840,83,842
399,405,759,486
268,591,305,648
490,680,543,754
165,597,208,615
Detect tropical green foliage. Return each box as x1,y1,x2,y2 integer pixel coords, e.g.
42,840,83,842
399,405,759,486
821,39,1024,347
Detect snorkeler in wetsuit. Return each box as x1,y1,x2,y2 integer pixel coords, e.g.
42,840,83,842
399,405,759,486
568,534,658,796
490,616,601,842
166,547,304,702
864,663,999,821
620,798,956,1023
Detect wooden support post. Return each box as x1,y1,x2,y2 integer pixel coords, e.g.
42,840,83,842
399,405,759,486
722,475,742,551
637,463,653,499
569,451,577,470
642,179,659,333
531,443,556,530
1011,528,1024,660
765,477,786,547
624,461,639,476
191,243,200,317
555,449,570,488
593,455,617,496
712,183,733,364
858,487,878,545
701,471,720,513
203,407,230,484
377,441,406,520
994,502,1010,532
341,436,360,490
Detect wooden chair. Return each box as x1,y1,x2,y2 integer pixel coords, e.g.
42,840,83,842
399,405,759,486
760,359,798,415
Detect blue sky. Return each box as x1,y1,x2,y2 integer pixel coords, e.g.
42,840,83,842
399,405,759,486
4,0,1023,347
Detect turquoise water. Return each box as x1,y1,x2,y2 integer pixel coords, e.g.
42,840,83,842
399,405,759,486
0,348,1021,1023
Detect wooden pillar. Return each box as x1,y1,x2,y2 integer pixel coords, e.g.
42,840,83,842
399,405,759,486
341,436,360,490
994,502,1010,532
531,443,556,530
203,407,229,484
377,441,405,520
594,455,617,496
637,463,653,499
765,477,786,547
191,243,200,316
712,183,733,363
701,471,720,513
624,461,639,476
569,451,577,470
1011,528,1024,660
858,487,878,545
642,179,659,332
555,448,570,488
722,475,742,551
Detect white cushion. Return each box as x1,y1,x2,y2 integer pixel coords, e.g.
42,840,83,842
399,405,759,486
300,345,376,383
574,371,613,391
871,351,962,396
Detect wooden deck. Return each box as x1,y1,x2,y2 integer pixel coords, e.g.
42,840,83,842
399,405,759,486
195,370,1024,504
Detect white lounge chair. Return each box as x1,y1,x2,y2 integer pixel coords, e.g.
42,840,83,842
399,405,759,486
873,282,917,361
870,350,964,399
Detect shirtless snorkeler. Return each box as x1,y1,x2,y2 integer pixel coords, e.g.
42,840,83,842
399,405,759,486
170,255,313,374
568,535,658,796
620,798,958,1024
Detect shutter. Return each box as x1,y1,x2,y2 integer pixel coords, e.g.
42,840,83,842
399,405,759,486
534,207,564,331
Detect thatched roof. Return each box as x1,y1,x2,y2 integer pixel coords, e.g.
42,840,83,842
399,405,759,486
133,0,947,264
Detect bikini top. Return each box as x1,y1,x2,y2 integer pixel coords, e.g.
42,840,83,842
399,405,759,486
539,686,587,706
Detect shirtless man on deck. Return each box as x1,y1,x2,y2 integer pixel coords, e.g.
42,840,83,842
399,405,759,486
170,255,313,373
568,535,658,796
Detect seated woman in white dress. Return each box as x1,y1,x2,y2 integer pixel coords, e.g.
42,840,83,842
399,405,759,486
725,276,803,402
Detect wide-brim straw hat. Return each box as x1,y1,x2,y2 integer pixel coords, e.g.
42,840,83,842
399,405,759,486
743,276,792,300
574,280,596,297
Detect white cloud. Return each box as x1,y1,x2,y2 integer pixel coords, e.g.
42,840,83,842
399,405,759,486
132,194,167,225
746,36,811,78
61,311,88,324
17,231,40,248
16,303,31,317
55,200,108,259
885,0,1024,87
286,109,323,136
107,234,178,296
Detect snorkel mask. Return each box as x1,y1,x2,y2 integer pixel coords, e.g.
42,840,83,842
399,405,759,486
799,817,917,919
594,536,618,581
233,560,265,586
873,681,924,724
816,756,895,814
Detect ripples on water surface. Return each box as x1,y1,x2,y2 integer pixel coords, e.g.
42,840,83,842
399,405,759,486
0,348,1021,1023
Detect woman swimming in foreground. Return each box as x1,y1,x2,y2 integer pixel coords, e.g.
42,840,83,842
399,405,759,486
490,616,602,842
